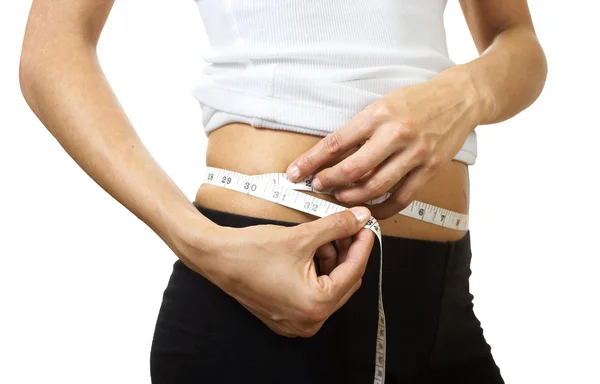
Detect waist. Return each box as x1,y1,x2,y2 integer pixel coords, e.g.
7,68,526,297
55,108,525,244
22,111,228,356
195,123,469,241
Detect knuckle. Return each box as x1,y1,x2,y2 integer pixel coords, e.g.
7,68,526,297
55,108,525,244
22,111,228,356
306,307,328,324
413,144,428,158
298,324,321,338
365,178,389,199
414,138,434,158
340,160,361,180
298,155,315,172
292,225,314,248
324,133,343,156
389,124,407,140
371,100,393,119
426,154,443,170
276,326,298,338
301,297,329,324
335,211,358,233
296,329,312,338
318,171,335,188
390,121,417,141
401,118,418,131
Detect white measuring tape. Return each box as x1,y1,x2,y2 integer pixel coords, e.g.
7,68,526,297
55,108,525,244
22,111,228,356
202,166,469,384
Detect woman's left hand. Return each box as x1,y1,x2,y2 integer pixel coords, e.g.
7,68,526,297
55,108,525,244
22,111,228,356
286,75,485,220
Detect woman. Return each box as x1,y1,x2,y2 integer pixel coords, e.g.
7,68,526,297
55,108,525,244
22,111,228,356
20,0,546,383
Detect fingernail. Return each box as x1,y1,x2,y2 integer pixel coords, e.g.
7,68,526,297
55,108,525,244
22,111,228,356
312,177,323,191
350,207,370,224
334,191,342,201
288,165,300,181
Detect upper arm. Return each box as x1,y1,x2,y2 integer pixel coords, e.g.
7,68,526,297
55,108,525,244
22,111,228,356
458,0,535,54
22,0,115,57
20,0,116,98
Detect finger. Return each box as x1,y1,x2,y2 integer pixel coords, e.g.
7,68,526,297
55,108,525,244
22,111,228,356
333,150,420,205
335,237,353,264
319,144,363,173
298,207,371,249
316,242,338,275
312,126,403,191
369,166,435,219
335,231,364,282
315,228,375,304
286,109,375,182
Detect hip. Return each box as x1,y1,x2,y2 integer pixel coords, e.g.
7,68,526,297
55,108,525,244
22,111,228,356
151,204,503,383
195,123,470,241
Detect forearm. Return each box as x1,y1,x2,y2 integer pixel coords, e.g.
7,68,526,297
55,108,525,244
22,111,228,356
435,24,548,126
19,42,217,256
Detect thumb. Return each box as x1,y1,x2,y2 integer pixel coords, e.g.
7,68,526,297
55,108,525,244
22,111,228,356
301,206,372,247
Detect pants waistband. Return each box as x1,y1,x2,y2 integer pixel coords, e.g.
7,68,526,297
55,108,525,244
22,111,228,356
192,202,472,273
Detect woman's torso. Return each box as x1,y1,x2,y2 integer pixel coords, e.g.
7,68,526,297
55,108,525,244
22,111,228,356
193,0,470,242
192,0,462,141
195,123,469,241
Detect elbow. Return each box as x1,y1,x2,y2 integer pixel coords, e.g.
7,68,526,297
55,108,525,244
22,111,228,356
507,24,549,108
19,42,47,109
512,25,549,105
19,26,44,103
537,45,548,94
19,39,96,112
19,50,36,105
519,24,549,105
529,36,549,107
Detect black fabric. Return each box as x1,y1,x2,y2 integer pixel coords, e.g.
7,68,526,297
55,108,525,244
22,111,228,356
150,203,504,384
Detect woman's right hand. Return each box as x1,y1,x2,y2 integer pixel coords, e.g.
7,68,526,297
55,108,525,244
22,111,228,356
20,0,374,337
180,206,375,338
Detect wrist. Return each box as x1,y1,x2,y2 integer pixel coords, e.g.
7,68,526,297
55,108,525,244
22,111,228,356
433,64,496,128
171,214,239,288
154,199,224,262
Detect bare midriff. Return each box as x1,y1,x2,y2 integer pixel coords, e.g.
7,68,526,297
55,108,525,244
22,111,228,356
195,123,469,241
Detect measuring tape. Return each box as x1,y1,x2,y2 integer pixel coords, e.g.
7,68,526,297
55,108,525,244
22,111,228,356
202,166,469,384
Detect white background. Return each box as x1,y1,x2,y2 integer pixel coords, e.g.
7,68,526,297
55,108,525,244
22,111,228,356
1,1,598,383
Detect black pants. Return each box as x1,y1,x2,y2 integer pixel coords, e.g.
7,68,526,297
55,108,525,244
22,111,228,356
150,203,504,384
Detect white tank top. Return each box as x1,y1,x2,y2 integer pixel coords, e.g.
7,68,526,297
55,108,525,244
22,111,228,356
192,0,477,165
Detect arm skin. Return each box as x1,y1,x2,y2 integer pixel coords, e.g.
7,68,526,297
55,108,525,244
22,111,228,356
452,0,548,124
20,0,375,338
19,0,215,257
286,0,548,219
